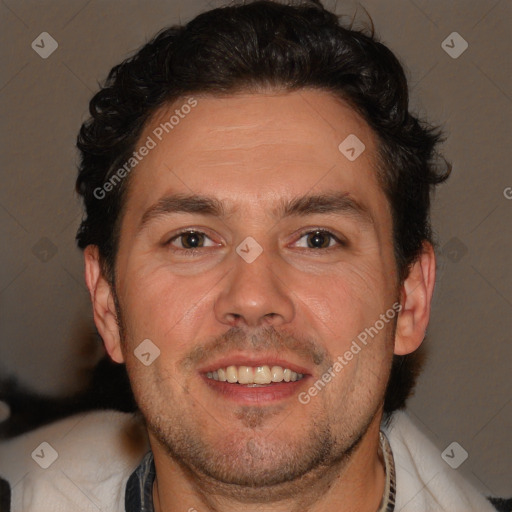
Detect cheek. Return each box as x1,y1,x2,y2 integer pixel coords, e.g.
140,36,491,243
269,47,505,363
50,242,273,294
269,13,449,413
294,258,391,341
118,258,216,353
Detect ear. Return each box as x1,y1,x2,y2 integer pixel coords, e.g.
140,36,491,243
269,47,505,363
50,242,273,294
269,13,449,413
394,241,436,355
84,245,125,363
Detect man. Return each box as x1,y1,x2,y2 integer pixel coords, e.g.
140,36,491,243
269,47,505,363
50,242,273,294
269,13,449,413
0,0,505,511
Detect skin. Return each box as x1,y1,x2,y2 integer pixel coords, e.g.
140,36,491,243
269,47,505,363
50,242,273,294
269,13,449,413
85,89,436,512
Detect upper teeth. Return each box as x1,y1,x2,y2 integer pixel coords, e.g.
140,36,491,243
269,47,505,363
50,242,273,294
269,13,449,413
206,365,304,385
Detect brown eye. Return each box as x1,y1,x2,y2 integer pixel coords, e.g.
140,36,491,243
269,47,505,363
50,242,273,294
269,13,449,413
293,229,343,250
169,230,214,250
306,230,333,249
180,231,205,249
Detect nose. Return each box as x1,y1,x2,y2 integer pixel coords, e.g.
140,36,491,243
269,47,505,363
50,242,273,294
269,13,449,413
214,245,295,328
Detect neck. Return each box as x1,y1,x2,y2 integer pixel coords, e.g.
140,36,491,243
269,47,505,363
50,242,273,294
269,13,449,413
151,412,387,512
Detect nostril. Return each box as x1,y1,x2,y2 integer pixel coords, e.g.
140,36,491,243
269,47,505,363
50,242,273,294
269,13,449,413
226,313,242,326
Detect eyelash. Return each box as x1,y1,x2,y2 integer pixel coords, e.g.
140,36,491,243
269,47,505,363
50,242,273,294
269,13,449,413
165,229,218,256
165,228,347,254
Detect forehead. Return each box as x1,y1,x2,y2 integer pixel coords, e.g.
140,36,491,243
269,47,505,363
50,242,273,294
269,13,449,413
123,89,389,224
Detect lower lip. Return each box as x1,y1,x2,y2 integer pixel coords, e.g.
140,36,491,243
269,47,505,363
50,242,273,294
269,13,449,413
201,375,309,403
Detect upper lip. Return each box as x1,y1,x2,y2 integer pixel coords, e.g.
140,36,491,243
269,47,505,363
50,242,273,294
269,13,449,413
197,353,312,376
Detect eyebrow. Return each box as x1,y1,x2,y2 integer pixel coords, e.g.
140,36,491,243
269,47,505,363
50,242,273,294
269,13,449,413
275,192,373,224
138,191,373,232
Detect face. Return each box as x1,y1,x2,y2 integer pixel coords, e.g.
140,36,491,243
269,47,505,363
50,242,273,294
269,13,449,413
106,90,401,486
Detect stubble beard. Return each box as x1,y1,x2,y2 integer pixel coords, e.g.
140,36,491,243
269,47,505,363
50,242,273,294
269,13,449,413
113,286,394,501
125,352,385,503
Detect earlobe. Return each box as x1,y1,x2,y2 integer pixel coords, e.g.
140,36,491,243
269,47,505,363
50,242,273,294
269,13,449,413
84,246,125,363
394,242,436,356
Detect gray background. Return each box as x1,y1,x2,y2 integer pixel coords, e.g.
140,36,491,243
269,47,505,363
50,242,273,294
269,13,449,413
0,0,510,497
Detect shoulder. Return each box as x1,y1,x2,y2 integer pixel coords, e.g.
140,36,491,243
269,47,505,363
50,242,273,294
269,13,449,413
0,410,149,512
382,410,503,512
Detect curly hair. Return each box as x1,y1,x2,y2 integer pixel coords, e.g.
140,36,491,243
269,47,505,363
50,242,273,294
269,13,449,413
75,0,450,416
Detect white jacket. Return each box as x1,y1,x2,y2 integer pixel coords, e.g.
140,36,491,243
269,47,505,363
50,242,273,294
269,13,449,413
0,409,497,511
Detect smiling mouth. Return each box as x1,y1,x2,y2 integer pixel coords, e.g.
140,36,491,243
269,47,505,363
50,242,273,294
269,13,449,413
205,365,305,386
